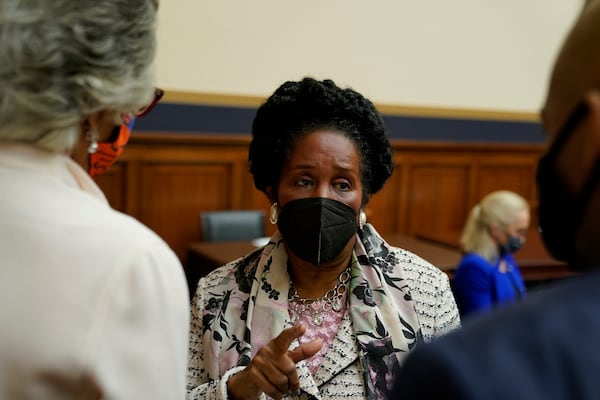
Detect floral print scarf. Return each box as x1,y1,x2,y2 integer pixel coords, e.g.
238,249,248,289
201,223,422,399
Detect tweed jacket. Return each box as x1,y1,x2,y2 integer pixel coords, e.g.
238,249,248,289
187,228,460,399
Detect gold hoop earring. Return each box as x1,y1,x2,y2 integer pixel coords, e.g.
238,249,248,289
269,203,279,224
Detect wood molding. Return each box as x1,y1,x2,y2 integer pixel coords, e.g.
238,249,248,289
162,89,540,122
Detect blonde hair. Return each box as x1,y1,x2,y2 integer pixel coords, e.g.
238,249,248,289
460,190,529,261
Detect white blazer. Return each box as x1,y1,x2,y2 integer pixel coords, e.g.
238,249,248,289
0,143,190,399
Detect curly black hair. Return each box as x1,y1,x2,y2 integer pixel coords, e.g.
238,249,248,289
248,77,394,204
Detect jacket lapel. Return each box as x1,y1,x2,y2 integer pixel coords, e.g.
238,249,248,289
292,313,359,398
313,313,358,386
285,318,321,399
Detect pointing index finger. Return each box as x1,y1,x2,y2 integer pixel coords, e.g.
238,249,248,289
272,324,306,354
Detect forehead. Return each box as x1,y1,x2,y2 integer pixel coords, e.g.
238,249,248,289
287,130,360,165
542,7,600,140
542,56,579,142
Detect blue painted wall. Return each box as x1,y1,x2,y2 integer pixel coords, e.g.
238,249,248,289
135,102,544,144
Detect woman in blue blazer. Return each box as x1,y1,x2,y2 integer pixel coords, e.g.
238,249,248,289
453,190,530,319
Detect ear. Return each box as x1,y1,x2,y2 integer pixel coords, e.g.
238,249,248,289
84,112,102,130
361,193,370,207
557,89,600,193
70,112,104,167
488,223,503,243
584,89,600,153
265,186,276,204
78,113,97,136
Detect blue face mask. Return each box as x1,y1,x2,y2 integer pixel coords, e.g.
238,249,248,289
500,235,525,255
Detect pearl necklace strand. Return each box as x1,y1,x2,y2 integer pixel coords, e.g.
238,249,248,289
288,267,351,326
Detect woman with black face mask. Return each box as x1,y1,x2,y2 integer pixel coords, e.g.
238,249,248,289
187,77,460,400
452,190,530,319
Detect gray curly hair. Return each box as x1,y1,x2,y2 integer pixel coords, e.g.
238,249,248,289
0,0,158,152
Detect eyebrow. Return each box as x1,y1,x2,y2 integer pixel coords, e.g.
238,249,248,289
290,162,358,175
289,163,315,170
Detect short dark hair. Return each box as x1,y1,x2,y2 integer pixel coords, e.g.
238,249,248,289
248,77,394,204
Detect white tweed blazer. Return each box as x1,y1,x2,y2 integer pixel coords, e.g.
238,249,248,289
187,241,460,400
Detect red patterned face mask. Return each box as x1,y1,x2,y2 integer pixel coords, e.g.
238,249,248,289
87,88,163,178
88,114,134,178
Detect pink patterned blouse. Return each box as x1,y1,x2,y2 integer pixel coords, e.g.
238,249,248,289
289,295,348,376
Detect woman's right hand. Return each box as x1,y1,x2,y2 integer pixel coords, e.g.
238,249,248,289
227,324,323,400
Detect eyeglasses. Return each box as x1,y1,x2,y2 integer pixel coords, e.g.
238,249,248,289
136,87,164,117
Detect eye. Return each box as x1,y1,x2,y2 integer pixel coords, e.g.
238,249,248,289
296,178,312,187
334,180,351,191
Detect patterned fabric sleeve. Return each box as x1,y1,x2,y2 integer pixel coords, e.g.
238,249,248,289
397,248,461,341
187,264,237,400
430,267,462,337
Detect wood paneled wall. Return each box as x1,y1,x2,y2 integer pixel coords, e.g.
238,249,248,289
96,133,543,263
367,142,541,247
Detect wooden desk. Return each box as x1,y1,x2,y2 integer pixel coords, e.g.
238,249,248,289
384,235,462,271
416,229,576,284
185,233,577,296
187,241,257,277
185,235,463,298
513,232,576,284
187,235,462,275
185,240,256,299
